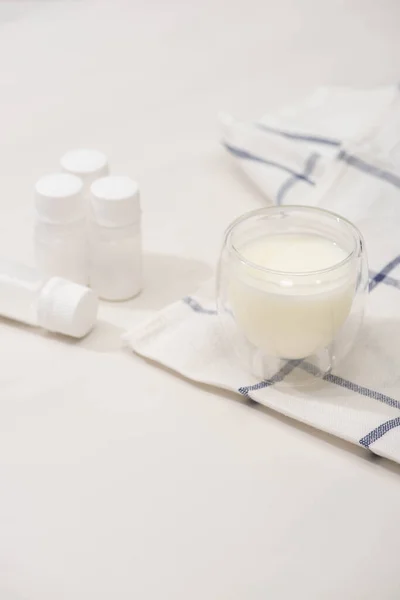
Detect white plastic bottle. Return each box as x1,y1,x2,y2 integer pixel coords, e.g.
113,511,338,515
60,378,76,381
60,149,109,200
0,259,98,338
89,176,142,300
34,173,88,285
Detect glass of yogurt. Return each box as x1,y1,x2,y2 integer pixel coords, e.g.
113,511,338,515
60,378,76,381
217,206,368,382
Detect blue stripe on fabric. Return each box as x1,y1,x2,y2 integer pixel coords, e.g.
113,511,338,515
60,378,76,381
303,153,320,176
276,176,299,206
299,361,400,411
223,143,315,184
324,375,400,410
369,272,400,290
369,255,400,291
360,256,400,446
183,296,217,315
276,152,319,205
339,150,400,190
238,360,301,398
256,123,341,147
359,417,400,448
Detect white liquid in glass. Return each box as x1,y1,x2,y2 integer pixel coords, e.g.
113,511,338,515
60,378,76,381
229,233,355,360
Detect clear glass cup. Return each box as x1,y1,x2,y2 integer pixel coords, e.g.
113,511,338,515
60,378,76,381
217,206,369,384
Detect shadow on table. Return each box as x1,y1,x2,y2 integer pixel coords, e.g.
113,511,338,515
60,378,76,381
0,254,211,354
76,320,126,353
76,253,212,353
126,252,213,311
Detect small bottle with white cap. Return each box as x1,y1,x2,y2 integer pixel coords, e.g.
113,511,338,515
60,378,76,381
0,259,98,338
89,175,142,301
60,149,109,203
34,173,88,285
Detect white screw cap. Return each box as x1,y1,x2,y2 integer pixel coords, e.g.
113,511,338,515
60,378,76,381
35,173,84,224
60,149,109,185
37,277,98,338
90,176,140,227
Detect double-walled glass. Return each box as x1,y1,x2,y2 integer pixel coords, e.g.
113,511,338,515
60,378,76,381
217,206,368,383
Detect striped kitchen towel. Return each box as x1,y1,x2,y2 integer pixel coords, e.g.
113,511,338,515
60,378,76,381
126,85,400,463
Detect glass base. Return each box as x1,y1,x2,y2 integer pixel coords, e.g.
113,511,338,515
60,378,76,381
219,311,339,388
246,346,334,388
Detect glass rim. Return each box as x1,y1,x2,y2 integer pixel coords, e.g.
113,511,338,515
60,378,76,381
225,205,362,276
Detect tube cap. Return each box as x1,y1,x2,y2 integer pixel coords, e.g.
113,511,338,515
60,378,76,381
37,277,98,338
60,149,109,185
90,176,140,227
35,173,84,224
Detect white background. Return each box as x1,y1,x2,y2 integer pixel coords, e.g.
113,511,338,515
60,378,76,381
0,1,400,598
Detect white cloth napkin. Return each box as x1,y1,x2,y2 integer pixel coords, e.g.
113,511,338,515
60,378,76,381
126,85,400,463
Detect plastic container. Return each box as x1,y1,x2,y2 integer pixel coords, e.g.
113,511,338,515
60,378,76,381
89,175,142,300
0,259,98,338
34,173,88,285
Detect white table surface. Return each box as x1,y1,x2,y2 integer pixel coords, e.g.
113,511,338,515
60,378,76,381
1,1,400,598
